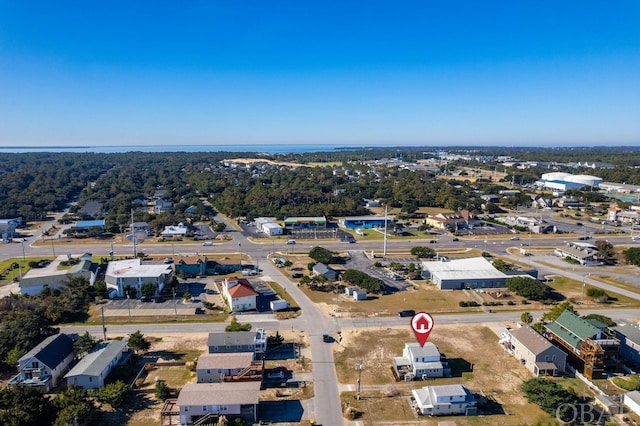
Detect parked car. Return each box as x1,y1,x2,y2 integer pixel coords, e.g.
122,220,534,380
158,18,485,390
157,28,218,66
322,334,332,343
140,297,152,303
266,371,285,380
398,309,415,318
194,307,205,314
205,289,216,295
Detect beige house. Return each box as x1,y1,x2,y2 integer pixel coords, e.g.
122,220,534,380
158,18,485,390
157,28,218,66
500,324,566,376
425,210,473,230
554,242,604,266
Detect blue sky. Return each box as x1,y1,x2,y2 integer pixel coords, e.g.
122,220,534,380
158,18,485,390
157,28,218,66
0,1,639,147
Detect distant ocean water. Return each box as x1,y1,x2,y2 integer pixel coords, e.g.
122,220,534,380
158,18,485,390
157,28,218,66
0,144,366,154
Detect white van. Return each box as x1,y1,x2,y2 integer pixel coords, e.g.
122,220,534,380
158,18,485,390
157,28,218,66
202,241,213,246
287,239,296,245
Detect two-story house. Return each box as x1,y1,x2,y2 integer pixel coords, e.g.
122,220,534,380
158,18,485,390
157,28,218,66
196,352,261,383
412,384,477,416
500,324,566,376
545,310,621,379
393,342,449,380
9,333,74,392
176,381,260,425
207,329,267,358
613,323,640,368
221,277,257,312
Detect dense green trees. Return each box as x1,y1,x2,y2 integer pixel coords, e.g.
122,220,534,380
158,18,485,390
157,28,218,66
410,246,436,258
506,277,550,301
308,247,334,264
128,331,151,354
0,384,57,425
521,377,580,422
623,247,640,266
341,269,383,294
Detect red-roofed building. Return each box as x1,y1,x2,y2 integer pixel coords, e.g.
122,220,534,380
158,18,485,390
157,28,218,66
221,277,258,312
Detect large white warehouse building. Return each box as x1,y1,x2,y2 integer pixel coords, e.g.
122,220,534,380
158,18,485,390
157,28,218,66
536,172,602,191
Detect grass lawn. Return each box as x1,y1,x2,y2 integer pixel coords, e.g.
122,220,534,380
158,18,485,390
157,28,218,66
0,257,53,284
546,276,640,309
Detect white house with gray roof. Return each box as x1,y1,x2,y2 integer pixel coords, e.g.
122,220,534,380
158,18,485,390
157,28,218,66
105,258,172,298
176,381,260,424
207,329,267,357
65,339,129,389
393,342,448,380
500,324,566,376
196,352,254,383
19,254,98,296
412,384,477,416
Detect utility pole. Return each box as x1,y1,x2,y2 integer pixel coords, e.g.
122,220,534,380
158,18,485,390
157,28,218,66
383,204,388,257
131,209,137,258
356,361,364,400
101,305,107,340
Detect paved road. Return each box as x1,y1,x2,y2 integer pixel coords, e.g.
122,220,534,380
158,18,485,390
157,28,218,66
7,212,640,425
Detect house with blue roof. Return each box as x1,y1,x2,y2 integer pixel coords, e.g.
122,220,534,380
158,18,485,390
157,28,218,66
9,333,74,392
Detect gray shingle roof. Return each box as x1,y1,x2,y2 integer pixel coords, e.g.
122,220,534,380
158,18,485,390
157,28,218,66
19,333,73,370
64,340,127,378
196,353,253,370
176,382,260,406
614,324,640,345
207,332,256,348
510,324,555,355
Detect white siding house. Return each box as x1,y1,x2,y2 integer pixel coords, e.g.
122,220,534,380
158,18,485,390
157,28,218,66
65,340,129,389
177,382,260,425
9,334,74,392
105,258,173,298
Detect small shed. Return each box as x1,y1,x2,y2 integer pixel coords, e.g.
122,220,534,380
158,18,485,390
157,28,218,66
353,288,367,301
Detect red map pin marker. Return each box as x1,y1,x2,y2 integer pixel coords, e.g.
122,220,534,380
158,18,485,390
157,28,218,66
411,312,434,347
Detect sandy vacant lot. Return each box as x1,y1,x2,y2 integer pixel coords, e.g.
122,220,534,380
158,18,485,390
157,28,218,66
334,324,550,425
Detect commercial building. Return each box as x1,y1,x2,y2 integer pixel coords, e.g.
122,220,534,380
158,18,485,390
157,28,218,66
421,257,537,290
283,216,327,229
341,215,390,229
535,172,602,191
254,217,283,236
105,258,173,298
